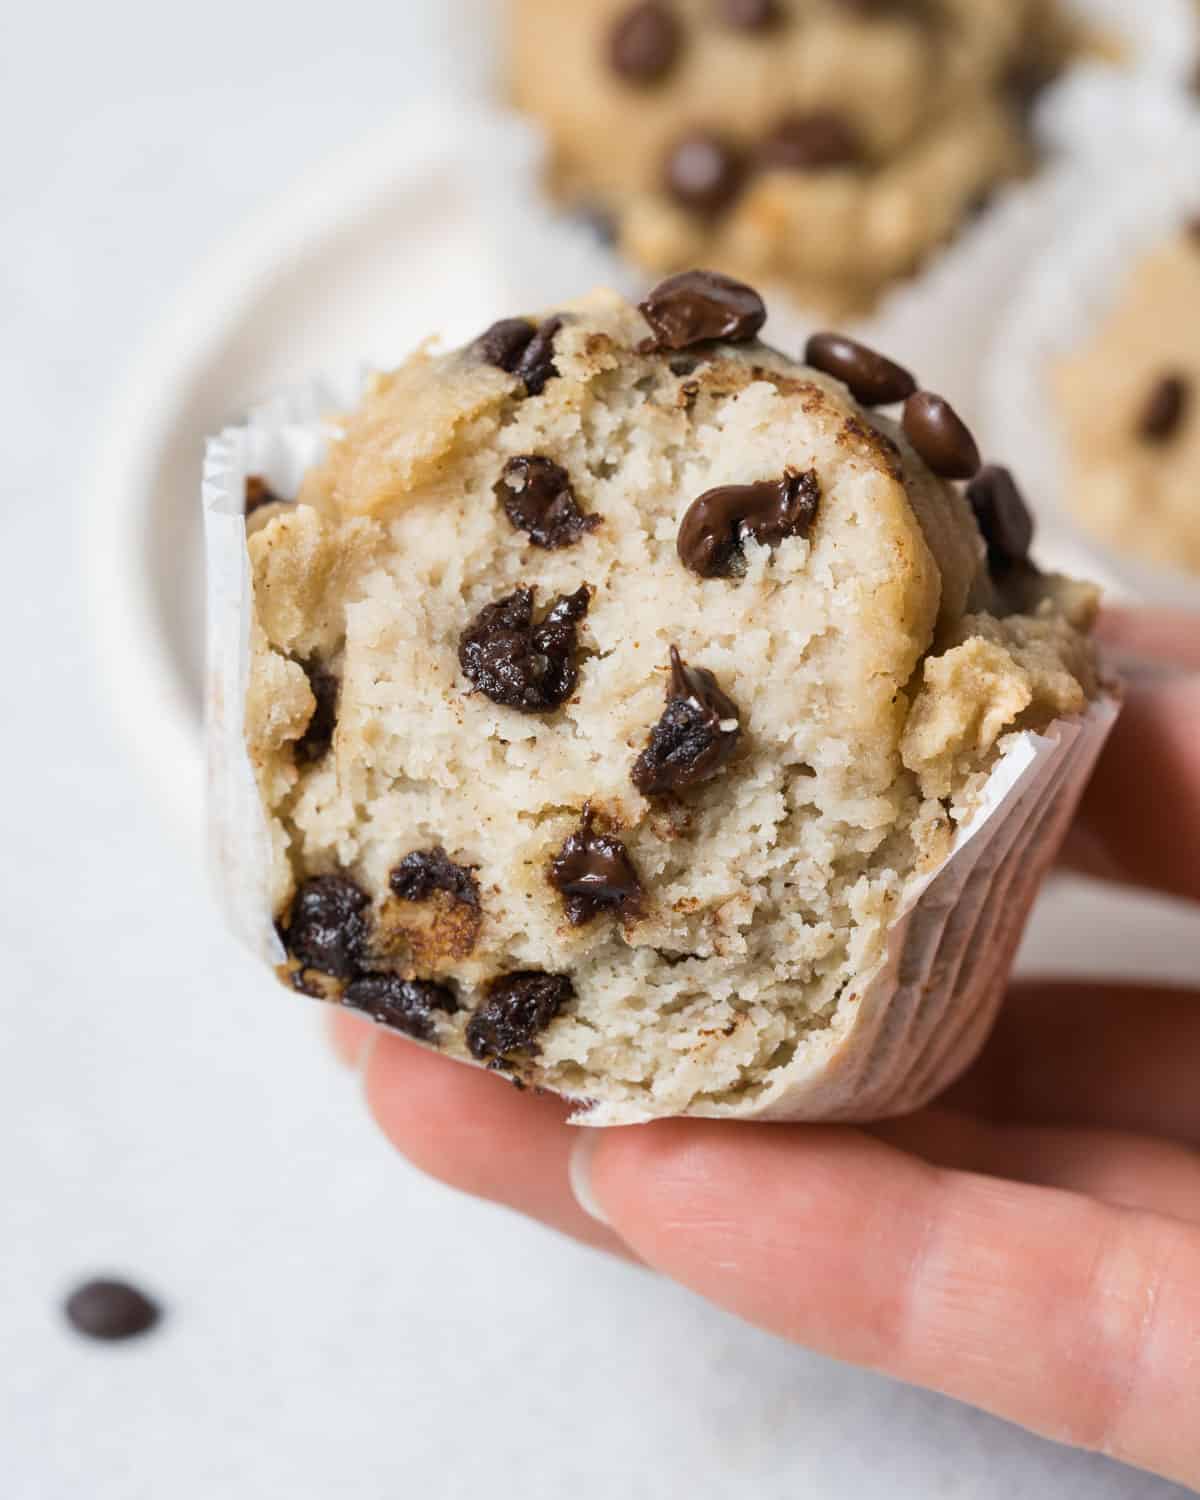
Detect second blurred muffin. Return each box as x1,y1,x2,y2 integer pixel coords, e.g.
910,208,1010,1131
511,0,1079,316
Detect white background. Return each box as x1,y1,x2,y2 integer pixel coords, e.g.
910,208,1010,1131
2,3,1198,1496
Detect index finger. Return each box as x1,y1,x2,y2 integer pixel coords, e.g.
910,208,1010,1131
582,1121,1200,1487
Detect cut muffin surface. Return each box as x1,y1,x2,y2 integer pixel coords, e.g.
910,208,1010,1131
246,273,1098,1117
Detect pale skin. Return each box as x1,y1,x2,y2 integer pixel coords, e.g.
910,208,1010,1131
330,608,1200,1489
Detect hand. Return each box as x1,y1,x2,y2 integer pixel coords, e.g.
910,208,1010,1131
331,608,1200,1490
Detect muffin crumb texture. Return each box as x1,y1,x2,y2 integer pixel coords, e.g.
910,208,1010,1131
511,0,1080,314
246,278,1097,1118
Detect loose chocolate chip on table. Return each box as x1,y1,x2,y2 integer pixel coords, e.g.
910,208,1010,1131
663,132,745,216
609,1,683,83
343,974,459,1043
966,465,1035,573
639,269,767,351
717,0,781,29
677,468,821,577
244,476,282,517
466,971,576,1062
459,586,591,712
902,391,981,480
495,456,600,550
295,665,339,765
281,875,370,979
633,646,742,796
390,847,480,907
64,1280,161,1342
757,112,862,171
804,333,916,406
1138,373,1190,444
550,806,643,926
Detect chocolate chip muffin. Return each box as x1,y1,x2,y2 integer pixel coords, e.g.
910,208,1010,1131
1053,227,1200,578
510,0,1078,316
245,271,1100,1120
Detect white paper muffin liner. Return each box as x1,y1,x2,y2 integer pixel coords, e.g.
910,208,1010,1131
204,379,1119,1125
471,0,1198,438
984,77,1200,609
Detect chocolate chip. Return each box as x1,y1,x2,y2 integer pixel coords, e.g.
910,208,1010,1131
677,468,821,577
343,974,459,1043
757,112,863,171
459,586,590,712
64,1280,161,1342
632,647,742,796
295,665,339,765
663,132,745,216
390,848,479,909
1138,373,1190,444
966,465,1035,573
474,318,536,371
902,391,981,480
495,456,600,550
515,316,564,397
639,270,767,351
282,875,370,979
717,0,781,28
609,1,683,83
804,333,916,407
550,806,643,926
245,476,282,517
466,971,575,1062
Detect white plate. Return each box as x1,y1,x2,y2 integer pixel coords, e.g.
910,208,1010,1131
84,103,535,852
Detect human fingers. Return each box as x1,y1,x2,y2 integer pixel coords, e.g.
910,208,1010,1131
362,1032,638,1261
1069,674,1200,904
1094,607,1200,675
877,1108,1200,1224
947,982,1200,1146
328,1008,376,1068
576,1120,1200,1486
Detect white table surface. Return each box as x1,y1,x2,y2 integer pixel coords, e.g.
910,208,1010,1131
3,4,1199,1496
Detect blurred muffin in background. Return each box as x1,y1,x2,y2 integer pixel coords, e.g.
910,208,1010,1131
1053,226,1200,578
510,0,1080,316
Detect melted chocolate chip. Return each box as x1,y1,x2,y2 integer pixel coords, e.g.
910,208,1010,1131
343,974,459,1043
758,112,862,171
495,456,600,550
609,1,683,84
245,475,282,517
804,333,916,406
966,465,1035,574
1139,373,1190,444
550,807,643,926
717,0,781,28
459,586,590,712
473,315,563,396
663,132,745,216
295,665,339,764
466,972,575,1062
639,270,767,351
902,391,981,480
390,849,477,909
474,318,536,371
64,1280,161,1342
632,647,742,796
677,468,820,577
515,316,564,397
282,876,370,979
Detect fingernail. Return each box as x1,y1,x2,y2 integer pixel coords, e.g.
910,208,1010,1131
568,1132,610,1226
